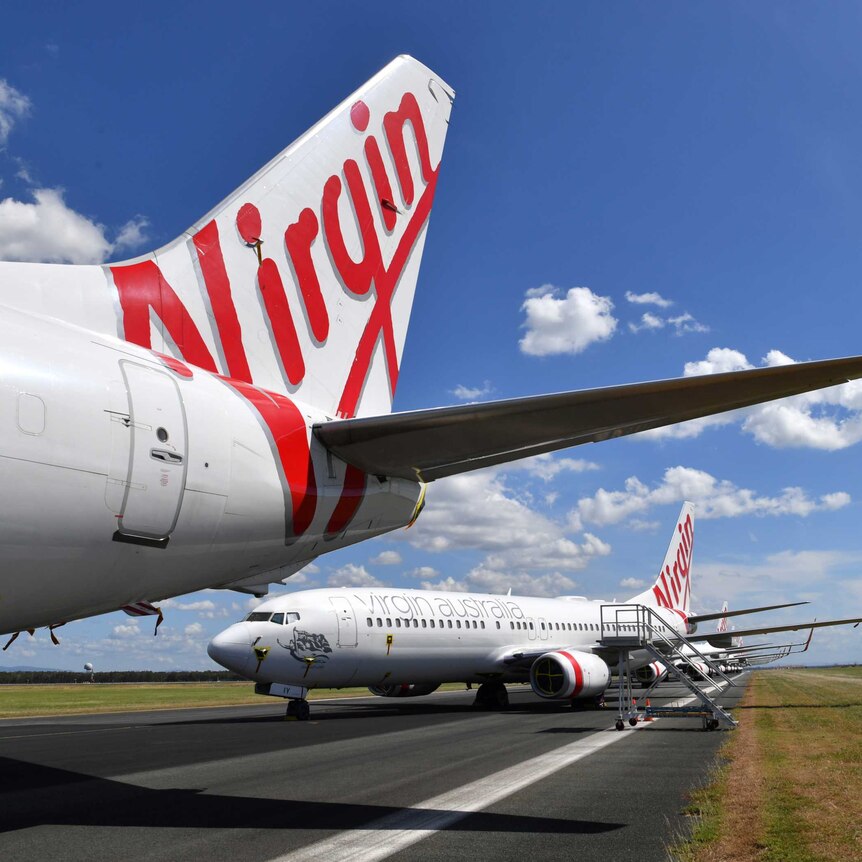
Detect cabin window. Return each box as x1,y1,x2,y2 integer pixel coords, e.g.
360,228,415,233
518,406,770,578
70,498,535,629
430,620,435,628
529,622,534,631
421,619,427,628
448,620,453,628
496,621,501,629
480,621,485,629
386,618,392,627
510,622,515,630
456,620,462,629
413,619,419,628
376,618,382,627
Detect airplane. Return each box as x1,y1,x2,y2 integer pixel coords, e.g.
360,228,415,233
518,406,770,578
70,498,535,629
5,55,862,642
207,502,862,720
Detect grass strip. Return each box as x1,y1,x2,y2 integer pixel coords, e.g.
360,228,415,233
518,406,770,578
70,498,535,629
670,668,862,861
0,681,471,718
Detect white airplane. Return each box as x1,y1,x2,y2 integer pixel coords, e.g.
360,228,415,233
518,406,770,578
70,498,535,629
207,503,862,719
5,56,862,643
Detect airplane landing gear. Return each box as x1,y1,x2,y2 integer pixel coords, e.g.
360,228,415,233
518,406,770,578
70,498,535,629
473,681,509,710
615,719,625,731
285,699,311,721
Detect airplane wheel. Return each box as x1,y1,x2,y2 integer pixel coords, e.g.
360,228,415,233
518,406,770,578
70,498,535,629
286,699,310,721
474,682,508,710
628,717,638,727
615,719,625,731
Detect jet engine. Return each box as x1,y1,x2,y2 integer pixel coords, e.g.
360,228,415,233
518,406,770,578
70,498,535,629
529,650,610,700
635,660,667,686
368,683,441,698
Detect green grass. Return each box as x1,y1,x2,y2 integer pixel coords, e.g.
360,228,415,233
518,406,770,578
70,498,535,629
670,668,862,861
0,681,470,718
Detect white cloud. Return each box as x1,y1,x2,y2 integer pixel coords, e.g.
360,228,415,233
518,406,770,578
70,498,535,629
404,467,612,589
628,311,708,335
184,622,204,636
572,465,851,528
640,347,862,449
420,570,582,598
370,550,402,565
112,623,140,638
328,564,385,588
163,599,216,612
405,566,440,579
520,453,599,481
113,215,151,255
0,80,31,145
519,286,617,356
625,290,673,308
450,381,493,401
667,312,709,335
620,577,647,590
628,312,665,333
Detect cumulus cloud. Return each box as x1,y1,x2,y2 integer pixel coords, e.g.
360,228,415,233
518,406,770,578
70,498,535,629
519,286,617,356
628,311,708,335
406,566,441,580
639,347,862,449
370,550,402,566
163,599,216,612
620,577,648,590
0,80,31,145
571,465,850,529
328,564,385,588
184,622,204,636
450,381,493,401
401,466,612,595
625,290,673,308
0,189,150,264
519,453,599,481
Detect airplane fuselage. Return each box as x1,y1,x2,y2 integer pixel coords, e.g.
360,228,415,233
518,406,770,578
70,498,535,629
0,308,421,634
208,588,688,690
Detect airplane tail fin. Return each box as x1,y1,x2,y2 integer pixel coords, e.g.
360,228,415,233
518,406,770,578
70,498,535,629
107,55,454,418
716,601,729,633
627,502,695,617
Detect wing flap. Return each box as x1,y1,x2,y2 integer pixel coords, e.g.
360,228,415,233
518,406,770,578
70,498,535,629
700,617,861,648
315,356,862,481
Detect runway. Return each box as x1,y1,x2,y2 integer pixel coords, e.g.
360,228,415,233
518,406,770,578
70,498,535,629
0,675,747,861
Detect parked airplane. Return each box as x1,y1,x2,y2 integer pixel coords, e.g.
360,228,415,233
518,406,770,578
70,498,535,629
4,55,862,641
207,503,862,719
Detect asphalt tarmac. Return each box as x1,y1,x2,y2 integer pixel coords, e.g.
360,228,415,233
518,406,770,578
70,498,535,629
0,675,747,862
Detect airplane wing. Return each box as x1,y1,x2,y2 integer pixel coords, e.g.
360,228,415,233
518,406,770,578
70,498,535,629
699,618,861,648
687,601,809,626
315,356,862,481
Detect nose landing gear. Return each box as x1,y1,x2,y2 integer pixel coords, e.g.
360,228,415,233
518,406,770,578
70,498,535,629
285,699,311,721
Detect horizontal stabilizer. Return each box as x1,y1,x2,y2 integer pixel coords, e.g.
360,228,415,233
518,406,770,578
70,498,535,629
688,601,809,625
315,356,862,481
701,617,861,648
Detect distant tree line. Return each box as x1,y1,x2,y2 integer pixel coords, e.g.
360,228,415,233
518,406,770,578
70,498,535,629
0,670,247,684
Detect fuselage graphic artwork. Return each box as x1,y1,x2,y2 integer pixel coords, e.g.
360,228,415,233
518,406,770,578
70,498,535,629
3,55,862,640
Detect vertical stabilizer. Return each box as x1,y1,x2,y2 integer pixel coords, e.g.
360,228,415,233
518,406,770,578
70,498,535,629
627,501,695,616
0,56,454,420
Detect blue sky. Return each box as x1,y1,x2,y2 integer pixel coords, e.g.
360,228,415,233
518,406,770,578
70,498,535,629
2,2,862,670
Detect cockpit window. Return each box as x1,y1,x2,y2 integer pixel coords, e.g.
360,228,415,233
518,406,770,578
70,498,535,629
246,612,271,622
286,612,300,623
270,613,285,625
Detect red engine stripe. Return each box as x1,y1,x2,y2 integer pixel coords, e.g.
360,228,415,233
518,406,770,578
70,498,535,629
558,650,584,698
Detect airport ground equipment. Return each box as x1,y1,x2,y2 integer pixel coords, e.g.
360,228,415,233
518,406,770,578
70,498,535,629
600,604,738,731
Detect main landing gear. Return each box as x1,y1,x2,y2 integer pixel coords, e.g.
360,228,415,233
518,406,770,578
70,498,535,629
473,681,509,710
285,699,311,721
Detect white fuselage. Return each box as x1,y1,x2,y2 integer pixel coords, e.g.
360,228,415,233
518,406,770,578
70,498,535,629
0,308,421,634
208,588,688,689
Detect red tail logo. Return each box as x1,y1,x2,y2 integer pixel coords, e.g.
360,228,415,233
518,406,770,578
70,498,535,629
652,512,693,611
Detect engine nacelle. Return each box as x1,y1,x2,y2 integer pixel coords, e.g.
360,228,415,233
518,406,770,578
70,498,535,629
635,660,667,686
368,683,441,698
529,650,610,700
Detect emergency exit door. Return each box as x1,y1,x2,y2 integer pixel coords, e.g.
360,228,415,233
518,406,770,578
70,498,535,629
115,362,188,546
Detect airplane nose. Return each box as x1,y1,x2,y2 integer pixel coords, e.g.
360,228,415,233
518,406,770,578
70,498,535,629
207,624,253,676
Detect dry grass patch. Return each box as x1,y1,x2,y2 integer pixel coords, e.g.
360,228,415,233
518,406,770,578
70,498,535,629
671,669,862,862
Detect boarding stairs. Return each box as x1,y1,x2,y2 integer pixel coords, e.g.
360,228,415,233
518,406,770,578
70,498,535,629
600,604,738,730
